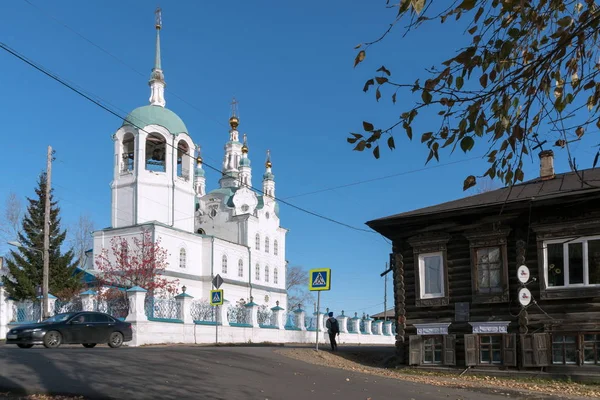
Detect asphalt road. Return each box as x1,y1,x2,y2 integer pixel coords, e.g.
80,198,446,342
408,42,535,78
0,343,518,400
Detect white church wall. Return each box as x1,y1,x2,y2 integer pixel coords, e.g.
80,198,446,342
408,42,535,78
127,321,395,347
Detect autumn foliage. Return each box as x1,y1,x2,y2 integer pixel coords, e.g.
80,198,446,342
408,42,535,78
94,230,179,296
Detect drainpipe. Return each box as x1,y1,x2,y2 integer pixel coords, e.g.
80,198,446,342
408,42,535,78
171,135,176,227
210,236,215,293
248,245,253,300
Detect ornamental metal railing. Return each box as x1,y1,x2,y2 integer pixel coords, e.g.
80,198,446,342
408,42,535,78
144,296,181,321
11,301,41,323
227,304,250,326
257,306,276,328
284,311,299,330
54,296,83,315
305,315,317,331
191,300,216,323
97,296,129,320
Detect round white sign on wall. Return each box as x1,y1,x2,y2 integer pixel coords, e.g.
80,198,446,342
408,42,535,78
517,265,530,283
518,287,532,307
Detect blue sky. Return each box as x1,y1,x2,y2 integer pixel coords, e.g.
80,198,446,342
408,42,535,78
0,1,596,316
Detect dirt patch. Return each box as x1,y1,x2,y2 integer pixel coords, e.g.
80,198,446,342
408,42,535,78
277,348,600,399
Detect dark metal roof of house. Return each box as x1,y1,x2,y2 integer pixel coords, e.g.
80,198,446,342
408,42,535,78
369,168,600,225
370,308,395,319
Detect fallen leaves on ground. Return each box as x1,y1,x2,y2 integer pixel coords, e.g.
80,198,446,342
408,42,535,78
277,348,600,399
0,393,85,400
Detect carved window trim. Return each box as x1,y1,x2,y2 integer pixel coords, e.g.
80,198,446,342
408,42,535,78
464,229,510,304
408,233,450,307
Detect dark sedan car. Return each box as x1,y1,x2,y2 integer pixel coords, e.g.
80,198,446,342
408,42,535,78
6,311,133,349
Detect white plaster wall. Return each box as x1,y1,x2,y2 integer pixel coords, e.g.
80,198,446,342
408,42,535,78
127,321,396,347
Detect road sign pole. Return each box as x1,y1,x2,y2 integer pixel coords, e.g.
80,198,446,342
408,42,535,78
316,291,321,352
214,304,218,345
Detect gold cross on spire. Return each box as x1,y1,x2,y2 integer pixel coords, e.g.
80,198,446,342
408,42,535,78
155,7,162,30
230,97,239,118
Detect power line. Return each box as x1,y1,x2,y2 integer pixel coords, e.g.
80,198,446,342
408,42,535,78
282,156,482,200
0,41,377,234
21,0,229,131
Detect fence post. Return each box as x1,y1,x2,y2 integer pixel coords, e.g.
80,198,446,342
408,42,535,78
80,290,96,312
383,321,393,335
175,291,194,324
126,286,148,322
337,310,349,334
294,305,306,331
0,284,6,339
364,314,373,334
47,294,57,317
245,298,259,328
372,320,383,335
218,299,230,327
271,301,285,329
351,312,361,333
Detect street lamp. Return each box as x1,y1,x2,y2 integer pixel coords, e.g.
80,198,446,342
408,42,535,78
7,241,49,319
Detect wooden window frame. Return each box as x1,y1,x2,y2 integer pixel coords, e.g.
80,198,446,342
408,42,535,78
465,333,517,367
409,334,456,366
583,332,600,365
551,333,579,365
533,219,600,300
478,334,503,365
464,229,510,304
408,233,450,307
423,335,444,365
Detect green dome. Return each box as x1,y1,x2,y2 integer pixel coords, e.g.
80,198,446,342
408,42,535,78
240,157,251,167
123,105,188,135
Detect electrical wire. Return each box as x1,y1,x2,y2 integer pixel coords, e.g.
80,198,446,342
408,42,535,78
0,41,377,234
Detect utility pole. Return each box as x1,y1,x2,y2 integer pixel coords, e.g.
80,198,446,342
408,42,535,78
42,145,52,320
384,263,388,322
380,259,393,322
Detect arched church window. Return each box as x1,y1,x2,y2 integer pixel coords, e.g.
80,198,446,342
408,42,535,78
274,240,278,256
255,234,260,250
274,268,279,284
255,264,260,281
265,237,270,253
179,248,186,268
238,259,244,277
222,255,228,273
145,133,166,172
122,133,135,172
177,140,190,180
265,265,270,283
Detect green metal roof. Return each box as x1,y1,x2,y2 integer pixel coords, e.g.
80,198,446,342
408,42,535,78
123,105,188,135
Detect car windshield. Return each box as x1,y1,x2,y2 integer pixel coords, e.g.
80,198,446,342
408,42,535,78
42,313,76,323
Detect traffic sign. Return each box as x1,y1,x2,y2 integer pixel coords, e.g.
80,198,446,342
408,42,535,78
210,289,224,306
518,287,532,307
212,274,224,289
309,268,331,291
517,265,530,284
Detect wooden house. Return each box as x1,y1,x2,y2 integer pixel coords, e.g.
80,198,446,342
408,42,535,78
367,151,600,371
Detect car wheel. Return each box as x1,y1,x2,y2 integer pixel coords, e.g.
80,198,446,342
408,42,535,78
17,344,33,349
108,332,124,348
43,331,62,349
82,343,97,348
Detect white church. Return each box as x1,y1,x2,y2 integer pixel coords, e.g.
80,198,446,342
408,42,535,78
87,11,288,308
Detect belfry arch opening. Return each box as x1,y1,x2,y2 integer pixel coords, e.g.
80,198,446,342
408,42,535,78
145,133,166,172
177,140,190,180
122,132,135,172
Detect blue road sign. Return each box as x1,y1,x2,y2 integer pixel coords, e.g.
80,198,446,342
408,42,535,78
309,268,331,291
210,289,224,306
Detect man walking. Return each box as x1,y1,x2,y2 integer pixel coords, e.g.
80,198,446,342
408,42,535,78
325,312,339,351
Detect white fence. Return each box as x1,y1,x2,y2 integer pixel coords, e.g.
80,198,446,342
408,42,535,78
0,285,396,347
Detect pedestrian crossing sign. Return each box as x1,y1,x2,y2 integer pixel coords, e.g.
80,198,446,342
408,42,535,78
210,289,224,306
309,268,331,291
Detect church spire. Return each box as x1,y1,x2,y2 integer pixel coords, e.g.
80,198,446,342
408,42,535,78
239,134,252,187
263,150,275,199
149,7,166,107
